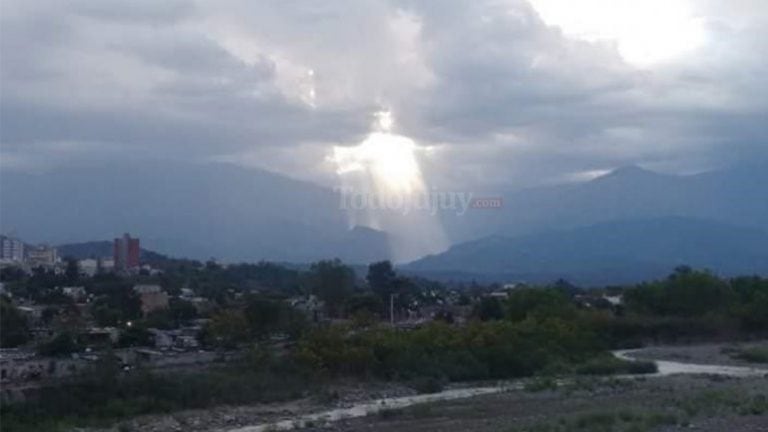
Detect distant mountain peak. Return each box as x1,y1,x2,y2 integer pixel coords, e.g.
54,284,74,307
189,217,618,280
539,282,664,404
594,165,666,182
609,164,652,175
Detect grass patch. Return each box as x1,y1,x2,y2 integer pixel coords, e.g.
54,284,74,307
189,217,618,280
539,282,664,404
409,376,446,394
509,409,679,432
730,347,768,363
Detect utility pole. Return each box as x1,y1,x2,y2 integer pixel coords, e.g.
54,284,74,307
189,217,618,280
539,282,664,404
390,293,395,326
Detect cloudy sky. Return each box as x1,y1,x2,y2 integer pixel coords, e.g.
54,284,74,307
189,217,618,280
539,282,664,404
2,0,766,191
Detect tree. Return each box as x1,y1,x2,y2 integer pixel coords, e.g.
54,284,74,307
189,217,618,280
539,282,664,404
64,257,80,283
172,297,198,319
473,297,505,321
0,297,30,347
309,259,355,318
38,333,81,357
505,288,576,322
118,325,154,347
202,309,250,348
244,297,283,339
624,268,731,317
367,260,397,302
345,293,384,317
90,283,142,326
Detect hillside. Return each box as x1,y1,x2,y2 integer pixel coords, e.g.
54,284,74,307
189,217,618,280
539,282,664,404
0,161,390,263
56,241,168,263
406,217,768,285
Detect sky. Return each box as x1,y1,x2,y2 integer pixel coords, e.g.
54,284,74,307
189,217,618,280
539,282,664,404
1,0,767,192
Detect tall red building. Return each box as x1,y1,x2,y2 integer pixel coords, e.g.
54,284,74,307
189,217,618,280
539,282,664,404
114,233,140,271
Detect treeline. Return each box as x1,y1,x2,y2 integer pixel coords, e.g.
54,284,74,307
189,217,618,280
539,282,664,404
2,265,767,430
296,320,604,382
466,267,768,348
623,267,768,331
589,267,768,347
0,350,312,431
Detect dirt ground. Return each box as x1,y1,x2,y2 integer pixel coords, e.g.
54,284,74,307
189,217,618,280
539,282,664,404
624,341,768,369
96,343,768,432
323,375,768,432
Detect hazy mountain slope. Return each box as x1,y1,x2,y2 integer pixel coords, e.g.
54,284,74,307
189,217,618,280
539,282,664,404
0,161,390,263
406,217,768,285
439,164,768,243
56,240,168,263
57,241,119,259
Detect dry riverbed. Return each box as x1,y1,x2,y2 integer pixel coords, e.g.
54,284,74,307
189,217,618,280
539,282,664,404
622,341,768,368
325,375,768,432
93,343,768,432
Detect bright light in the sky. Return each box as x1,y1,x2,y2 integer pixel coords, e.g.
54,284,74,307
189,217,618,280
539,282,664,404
331,110,448,262
332,111,423,193
528,0,706,66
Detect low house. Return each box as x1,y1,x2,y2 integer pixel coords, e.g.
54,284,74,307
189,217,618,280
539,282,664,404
78,259,99,277
61,286,86,302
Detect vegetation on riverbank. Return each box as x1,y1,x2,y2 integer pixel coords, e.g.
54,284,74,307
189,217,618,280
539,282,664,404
2,266,766,431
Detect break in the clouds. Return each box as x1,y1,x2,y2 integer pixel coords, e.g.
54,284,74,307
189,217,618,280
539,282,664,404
1,0,766,189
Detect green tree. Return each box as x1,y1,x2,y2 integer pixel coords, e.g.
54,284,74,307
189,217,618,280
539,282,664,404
118,325,154,347
345,293,384,317
624,268,731,316
506,288,576,322
309,259,355,318
730,276,768,330
244,297,283,339
64,257,80,283
0,297,30,347
202,309,250,348
473,297,505,321
37,332,81,357
169,298,198,324
90,283,142,326
367,260,396,302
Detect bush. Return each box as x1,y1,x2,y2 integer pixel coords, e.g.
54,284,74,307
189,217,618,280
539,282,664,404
37,333,82,357
731,347,768,363
575,356,657,376
296,319,604,382
410,376,446,394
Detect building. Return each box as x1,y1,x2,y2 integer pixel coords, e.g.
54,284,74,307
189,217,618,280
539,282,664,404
25,245,58,268
78,258,99,277
114,233,140,272
0,235,25,263
61,286,86,302
133,285,169,315
99,257,115,272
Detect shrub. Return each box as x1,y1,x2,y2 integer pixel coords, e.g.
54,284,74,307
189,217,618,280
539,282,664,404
410,376,446,394
575,356,657,376
731,347,768,363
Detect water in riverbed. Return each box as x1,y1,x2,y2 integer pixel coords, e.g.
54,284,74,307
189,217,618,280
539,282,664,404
222,351,767,432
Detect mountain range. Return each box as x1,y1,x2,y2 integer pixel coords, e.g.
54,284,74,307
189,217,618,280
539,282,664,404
2,160,767,283
438,163,768,243
405,217,768,285
0,161,389,263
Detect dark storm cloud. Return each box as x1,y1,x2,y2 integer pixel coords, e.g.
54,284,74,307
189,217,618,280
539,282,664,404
1,0,766,186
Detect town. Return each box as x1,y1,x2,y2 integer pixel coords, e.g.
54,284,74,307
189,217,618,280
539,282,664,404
2,232,767,431
0,232,532,402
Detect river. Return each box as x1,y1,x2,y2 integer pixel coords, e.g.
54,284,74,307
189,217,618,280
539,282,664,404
220,349,767,432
